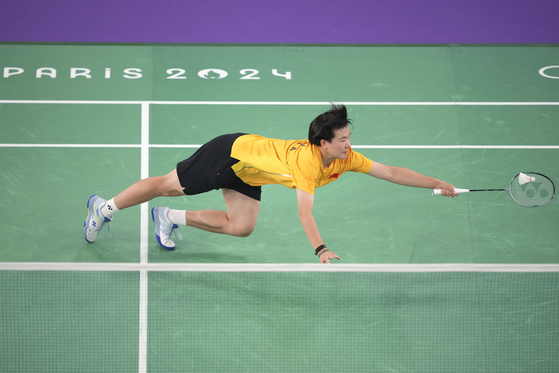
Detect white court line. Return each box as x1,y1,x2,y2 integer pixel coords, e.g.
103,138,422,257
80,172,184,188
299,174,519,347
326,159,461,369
139,103,149,373
0,100,143,105
0,144,141,148
149,144,202,148
1,262,558,272
2,144,558,149
1,100,559,105
140,103,150,264
149,144,559,150
150,101,559,106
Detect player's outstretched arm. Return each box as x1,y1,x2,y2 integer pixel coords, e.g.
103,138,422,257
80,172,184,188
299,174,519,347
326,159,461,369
367,162,458,197
296,188,341,263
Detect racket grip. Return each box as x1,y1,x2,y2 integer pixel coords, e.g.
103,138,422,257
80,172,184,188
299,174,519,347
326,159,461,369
432,188,469,195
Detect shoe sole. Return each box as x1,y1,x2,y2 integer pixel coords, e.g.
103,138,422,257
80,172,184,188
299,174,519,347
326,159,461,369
151,207,176,250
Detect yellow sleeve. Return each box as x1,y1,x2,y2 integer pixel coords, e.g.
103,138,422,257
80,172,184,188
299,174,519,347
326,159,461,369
347,150,374,173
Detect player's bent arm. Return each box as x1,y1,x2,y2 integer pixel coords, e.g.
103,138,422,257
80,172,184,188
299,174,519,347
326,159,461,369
296,188,341,263
367,162,458,197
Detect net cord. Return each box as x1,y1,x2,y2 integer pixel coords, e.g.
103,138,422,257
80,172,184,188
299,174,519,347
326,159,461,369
1,262,559,272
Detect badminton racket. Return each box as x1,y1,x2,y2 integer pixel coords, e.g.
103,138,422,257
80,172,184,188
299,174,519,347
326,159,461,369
433,172,555,207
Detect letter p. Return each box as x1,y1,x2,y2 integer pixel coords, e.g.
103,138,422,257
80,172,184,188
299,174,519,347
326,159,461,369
3,67,24,78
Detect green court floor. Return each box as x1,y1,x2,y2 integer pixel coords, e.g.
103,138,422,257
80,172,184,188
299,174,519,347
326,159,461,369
0,103,557,264
1,44,558,372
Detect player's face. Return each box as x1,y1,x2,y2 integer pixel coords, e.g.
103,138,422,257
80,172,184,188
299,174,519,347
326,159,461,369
324,126,351,159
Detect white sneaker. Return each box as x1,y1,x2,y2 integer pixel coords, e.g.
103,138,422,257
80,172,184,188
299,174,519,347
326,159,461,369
151,206,182,250
83,195,113,243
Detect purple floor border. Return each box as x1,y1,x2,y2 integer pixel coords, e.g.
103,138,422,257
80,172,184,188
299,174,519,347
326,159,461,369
1,0,558,44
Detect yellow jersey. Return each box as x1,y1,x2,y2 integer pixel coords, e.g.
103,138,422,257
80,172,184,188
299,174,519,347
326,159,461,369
230,134,373,195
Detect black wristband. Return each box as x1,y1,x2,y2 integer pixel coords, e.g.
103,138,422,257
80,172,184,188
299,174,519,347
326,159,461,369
315,244,327,255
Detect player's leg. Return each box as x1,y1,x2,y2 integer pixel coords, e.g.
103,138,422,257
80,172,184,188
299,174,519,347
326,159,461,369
84,169,184,243
113,169,184,210
152,188,260,250
185,188,260,237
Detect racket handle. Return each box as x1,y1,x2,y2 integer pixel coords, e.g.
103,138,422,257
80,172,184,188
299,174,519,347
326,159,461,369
432,188,470,195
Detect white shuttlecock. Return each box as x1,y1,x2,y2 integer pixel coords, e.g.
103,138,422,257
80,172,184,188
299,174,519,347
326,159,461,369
518,172,536,185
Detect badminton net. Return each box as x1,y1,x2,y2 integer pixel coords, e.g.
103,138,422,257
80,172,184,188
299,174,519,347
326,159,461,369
1,263,558,373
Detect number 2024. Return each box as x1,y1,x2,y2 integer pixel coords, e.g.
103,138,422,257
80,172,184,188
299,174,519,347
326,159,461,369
166,69,291,80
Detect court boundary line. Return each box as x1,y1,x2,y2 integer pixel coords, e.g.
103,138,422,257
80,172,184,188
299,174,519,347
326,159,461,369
139,103,149,373
1,100,559,106
1,262,558,272
1,144,558,149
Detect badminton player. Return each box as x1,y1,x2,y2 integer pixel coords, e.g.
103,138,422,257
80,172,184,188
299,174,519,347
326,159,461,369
83,104,457,263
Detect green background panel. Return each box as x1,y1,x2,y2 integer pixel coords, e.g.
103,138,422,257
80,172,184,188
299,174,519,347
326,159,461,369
0,103,141,144
0,148,142,262
0,271,140,373
147,271,559,373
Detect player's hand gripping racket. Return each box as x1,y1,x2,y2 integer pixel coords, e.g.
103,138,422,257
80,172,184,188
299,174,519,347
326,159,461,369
433,172,555,207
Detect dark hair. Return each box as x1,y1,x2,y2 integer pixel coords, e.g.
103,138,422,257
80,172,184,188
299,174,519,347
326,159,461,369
308,104,352,146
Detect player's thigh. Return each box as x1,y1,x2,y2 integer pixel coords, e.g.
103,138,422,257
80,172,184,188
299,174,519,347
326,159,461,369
222,188,260,233
160,169,185,196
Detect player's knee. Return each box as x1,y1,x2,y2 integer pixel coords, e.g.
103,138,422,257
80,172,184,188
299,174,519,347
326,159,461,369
233,223,255,237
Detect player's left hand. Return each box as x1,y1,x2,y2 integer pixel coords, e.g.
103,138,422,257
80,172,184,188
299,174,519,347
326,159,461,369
319,250,341,264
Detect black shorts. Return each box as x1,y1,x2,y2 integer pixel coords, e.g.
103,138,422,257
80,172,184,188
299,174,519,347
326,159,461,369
176,133,262,201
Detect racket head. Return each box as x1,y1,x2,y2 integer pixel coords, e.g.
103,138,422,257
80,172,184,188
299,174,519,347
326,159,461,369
509,172,555,207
